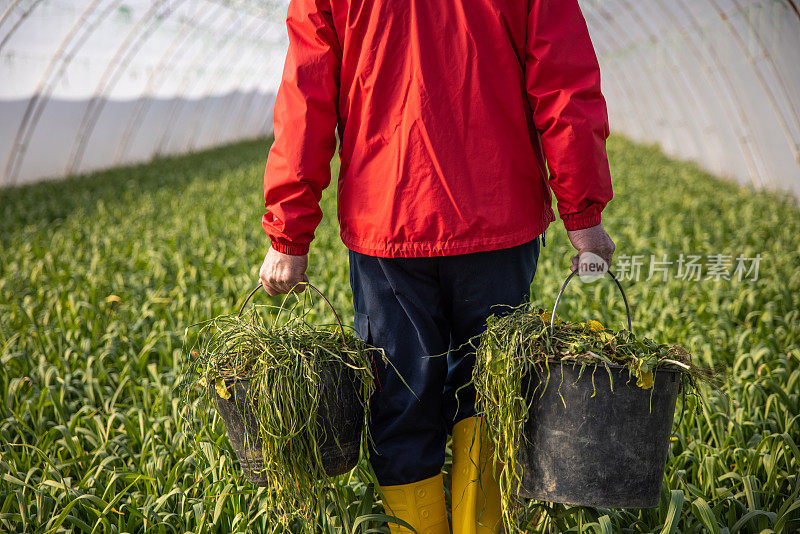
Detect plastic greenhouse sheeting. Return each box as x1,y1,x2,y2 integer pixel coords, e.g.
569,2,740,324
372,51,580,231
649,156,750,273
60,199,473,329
579,0,800,201
2,0,799,203
1,0,289,186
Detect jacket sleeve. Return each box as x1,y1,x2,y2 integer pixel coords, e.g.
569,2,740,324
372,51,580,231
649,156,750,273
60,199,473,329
525,0,613,231
262,0,341,255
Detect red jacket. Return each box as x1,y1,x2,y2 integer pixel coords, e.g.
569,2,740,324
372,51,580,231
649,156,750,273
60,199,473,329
263,0,612,258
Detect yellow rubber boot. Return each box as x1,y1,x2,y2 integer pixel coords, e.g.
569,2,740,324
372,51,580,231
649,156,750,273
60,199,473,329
451,417,503,534
380,473,451,534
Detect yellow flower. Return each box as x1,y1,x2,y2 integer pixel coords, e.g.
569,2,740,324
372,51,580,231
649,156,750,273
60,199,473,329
540,310,552,323
637,370,654,390
586,319,604,332
215,378,231,400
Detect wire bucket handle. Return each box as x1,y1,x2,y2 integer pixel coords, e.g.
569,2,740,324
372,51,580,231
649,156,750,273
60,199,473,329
550,269,633,335
237,282,348,347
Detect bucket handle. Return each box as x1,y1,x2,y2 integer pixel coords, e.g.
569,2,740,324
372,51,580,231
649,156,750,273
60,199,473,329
550,269,632,335
237,282,348,347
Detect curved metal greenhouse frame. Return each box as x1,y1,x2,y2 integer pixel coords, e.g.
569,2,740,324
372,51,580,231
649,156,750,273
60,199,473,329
1,0,798,202
580,0,800,200
1,0,288,185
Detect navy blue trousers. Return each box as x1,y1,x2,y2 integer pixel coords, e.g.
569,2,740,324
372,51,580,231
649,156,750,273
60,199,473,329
349,238,540,485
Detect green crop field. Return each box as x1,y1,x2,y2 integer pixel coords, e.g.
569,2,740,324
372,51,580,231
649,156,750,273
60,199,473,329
1,137,798,533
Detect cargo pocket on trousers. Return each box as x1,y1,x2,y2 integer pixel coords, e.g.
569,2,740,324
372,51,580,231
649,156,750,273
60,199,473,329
354,311,372,345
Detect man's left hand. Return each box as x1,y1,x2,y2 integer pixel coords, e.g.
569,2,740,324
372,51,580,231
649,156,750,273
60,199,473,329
566,223,615,273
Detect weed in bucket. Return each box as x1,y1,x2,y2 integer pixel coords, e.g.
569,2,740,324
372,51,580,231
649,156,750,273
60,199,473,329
179,284,384,528
472,272,720,533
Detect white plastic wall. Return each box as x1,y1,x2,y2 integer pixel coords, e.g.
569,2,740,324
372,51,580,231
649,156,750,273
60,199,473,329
579,0,800,201
2,0,800,202
0,0,289,186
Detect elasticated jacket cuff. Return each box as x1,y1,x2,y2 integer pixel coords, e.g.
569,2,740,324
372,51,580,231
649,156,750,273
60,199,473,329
561,205,603,231
269,238,310,256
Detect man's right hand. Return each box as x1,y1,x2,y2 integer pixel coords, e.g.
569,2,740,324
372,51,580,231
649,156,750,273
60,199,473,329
259,247,309,296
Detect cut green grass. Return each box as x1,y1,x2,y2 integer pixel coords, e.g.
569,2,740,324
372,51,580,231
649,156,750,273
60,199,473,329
181,292,382,531
472,307,719,532
0,136,798,532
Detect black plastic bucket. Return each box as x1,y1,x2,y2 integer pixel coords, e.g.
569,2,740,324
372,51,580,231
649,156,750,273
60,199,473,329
213,359,364,486
517,360,681,508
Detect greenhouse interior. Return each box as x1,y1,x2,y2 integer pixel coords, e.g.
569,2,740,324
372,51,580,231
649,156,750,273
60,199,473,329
1,0,798,532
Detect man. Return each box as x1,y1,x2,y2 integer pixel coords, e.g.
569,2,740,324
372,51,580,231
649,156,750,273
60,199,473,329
259,0,615,532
